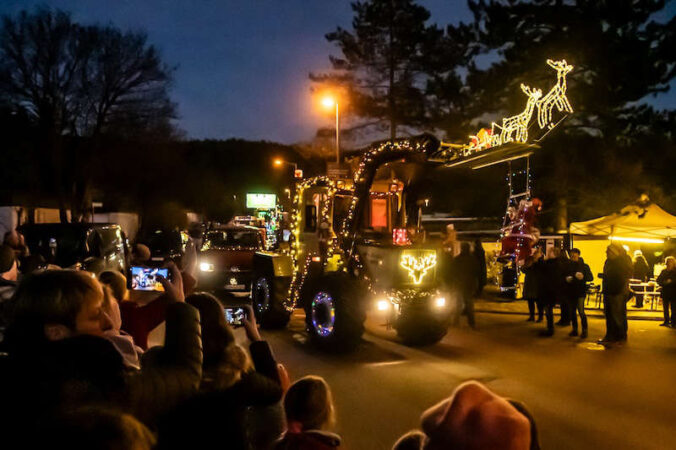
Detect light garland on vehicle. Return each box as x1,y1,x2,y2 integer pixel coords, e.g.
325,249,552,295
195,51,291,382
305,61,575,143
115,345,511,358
341,139,427,239
287,176,340,310
400,253,437,285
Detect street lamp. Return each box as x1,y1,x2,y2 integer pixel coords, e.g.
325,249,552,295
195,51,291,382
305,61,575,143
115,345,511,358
273,158,297,171
321,95,340,163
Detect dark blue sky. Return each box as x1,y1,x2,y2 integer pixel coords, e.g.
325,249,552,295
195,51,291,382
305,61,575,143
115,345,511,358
1,1,674,144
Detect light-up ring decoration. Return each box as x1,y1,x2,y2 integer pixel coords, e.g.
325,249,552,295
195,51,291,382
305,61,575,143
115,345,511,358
311,292,336,337
254,277,270,314
400,253,437,285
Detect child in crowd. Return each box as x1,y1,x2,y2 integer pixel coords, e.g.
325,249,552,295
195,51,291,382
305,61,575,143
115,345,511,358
276,375,341,450
99,270,144,368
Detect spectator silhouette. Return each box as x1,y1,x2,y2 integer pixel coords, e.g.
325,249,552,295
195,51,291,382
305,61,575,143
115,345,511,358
157,293,284,450
276,375,341,450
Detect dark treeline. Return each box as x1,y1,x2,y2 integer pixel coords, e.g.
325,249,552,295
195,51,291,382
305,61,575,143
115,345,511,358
1,3,675,230
0,8,317,226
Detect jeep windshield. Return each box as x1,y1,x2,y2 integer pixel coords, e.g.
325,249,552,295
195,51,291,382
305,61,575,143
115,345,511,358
203,230,260,250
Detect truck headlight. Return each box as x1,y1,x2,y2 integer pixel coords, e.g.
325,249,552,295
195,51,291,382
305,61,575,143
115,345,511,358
435,297,446,308
376,299,391,311
200,262,215,272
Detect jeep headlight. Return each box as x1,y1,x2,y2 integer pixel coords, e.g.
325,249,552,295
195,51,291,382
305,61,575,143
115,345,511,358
200,262,215,272
435,297,446,308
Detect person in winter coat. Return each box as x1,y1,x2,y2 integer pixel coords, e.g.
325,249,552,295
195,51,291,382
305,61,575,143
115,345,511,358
539,247,562,336
157,294,285,450
0,268,203,439
631,250,650,307
657,256,676,327
522,248,544,322
449,242,480,328
473,239,487,296
599,244,633,345
275,375,341,450
564,249,593,338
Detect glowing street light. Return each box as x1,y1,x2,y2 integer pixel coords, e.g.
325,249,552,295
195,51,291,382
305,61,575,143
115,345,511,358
273,158,297,171
320,94,341,163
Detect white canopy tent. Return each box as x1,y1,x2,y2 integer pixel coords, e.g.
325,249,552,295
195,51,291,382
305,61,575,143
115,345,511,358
570,202,676,242
569,201,676,282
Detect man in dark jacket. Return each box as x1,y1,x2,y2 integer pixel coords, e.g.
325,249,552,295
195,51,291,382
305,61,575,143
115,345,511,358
657,257,676,327
473,239,487,296
599,244,633,345
564,249,593,338
450,242,480,328
0,265,202,439
539,247,564,337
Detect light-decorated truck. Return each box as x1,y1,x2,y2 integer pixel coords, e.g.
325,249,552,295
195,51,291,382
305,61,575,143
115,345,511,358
250,59,574,351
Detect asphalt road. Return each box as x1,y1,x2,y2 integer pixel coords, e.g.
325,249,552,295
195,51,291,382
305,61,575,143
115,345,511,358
255,307,676,450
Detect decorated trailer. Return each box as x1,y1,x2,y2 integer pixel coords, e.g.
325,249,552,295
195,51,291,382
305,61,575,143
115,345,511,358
251,59,573,351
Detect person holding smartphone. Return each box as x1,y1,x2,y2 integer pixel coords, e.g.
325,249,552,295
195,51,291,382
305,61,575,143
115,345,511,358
119,262,183,349
158,294,288,450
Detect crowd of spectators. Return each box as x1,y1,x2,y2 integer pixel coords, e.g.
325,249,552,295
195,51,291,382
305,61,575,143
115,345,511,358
0,228,540,450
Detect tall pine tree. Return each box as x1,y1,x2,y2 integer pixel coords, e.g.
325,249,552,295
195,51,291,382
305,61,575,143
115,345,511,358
312,0,446,140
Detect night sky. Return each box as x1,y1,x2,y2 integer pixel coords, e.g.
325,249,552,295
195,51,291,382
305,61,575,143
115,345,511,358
1,1,674,144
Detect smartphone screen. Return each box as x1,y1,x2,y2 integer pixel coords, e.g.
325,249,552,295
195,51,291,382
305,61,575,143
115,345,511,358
130,266,169,292
224,307,246,327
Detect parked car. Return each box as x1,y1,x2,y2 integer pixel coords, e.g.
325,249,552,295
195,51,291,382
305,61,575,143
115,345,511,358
135,228,188,264
197,225,265,298
19,223,129,274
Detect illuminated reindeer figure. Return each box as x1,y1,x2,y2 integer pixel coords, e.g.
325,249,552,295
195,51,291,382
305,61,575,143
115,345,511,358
400,254,437,285
492,84,542,145
536,59,573,129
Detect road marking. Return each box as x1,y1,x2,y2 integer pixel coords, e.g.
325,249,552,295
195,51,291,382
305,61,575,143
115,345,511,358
367,360,407,367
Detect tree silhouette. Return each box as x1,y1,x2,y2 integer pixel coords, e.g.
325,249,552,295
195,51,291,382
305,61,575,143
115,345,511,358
312,0,446,140
437,0,676,227
0,8,176,222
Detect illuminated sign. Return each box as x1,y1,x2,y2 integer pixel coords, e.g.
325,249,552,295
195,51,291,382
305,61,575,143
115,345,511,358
246,193,276,209
400,252,437,285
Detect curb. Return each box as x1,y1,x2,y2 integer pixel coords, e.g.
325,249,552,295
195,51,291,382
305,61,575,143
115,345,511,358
475,308,662,322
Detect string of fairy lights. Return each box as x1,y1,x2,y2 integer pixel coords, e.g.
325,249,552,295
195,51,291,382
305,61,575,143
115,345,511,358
286,176,338,310
340,139,428,240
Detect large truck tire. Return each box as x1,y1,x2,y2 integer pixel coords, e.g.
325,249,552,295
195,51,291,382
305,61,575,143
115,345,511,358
303,273,365,352
395,310,449,346
252,275,291,329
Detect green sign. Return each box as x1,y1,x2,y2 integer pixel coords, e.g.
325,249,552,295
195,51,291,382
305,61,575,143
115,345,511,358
246,193,276,209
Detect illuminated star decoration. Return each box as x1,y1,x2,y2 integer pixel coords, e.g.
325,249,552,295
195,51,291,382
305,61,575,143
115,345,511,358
536,59,573,129
400,253,437,285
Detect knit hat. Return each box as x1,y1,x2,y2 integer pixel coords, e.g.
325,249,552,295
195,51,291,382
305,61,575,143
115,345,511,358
421,381,531,450
0,245,16,273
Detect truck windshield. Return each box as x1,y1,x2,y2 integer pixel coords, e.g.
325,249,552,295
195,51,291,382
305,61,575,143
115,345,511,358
204,230,259,249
